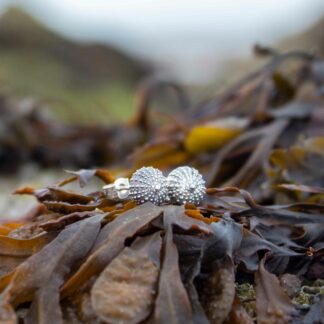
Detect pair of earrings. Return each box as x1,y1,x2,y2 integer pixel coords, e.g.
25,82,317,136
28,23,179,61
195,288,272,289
103,166,206,206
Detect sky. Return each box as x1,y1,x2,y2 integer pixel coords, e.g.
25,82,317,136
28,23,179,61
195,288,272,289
1,0,324,83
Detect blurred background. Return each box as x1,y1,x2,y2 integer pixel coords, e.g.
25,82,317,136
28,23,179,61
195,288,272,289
0,0,324,122
0,0,324,217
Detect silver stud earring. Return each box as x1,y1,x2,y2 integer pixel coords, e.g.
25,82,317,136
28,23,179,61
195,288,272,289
167,166,206,205
129,166,168,205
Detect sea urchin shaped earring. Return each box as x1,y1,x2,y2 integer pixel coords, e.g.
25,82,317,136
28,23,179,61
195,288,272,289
167,166,206,205
129,166,168,205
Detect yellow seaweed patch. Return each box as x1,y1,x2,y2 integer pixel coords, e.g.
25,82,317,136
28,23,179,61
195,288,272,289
185,126,241,154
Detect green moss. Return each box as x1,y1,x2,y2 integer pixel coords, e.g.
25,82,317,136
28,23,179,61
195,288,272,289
236,283,256,301
293,291,313,305
236,283,256,318
293,279,324,306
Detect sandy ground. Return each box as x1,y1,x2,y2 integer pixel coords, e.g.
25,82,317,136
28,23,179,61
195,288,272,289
0,165,65,220
0,165,104,221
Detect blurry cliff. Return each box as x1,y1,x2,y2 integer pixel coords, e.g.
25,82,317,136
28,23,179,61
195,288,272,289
213,16,324,91
279,16,324,55
0,8,150,123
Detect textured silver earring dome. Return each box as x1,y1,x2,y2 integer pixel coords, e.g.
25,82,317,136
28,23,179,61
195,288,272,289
129,166,168,205
167,166,205,205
